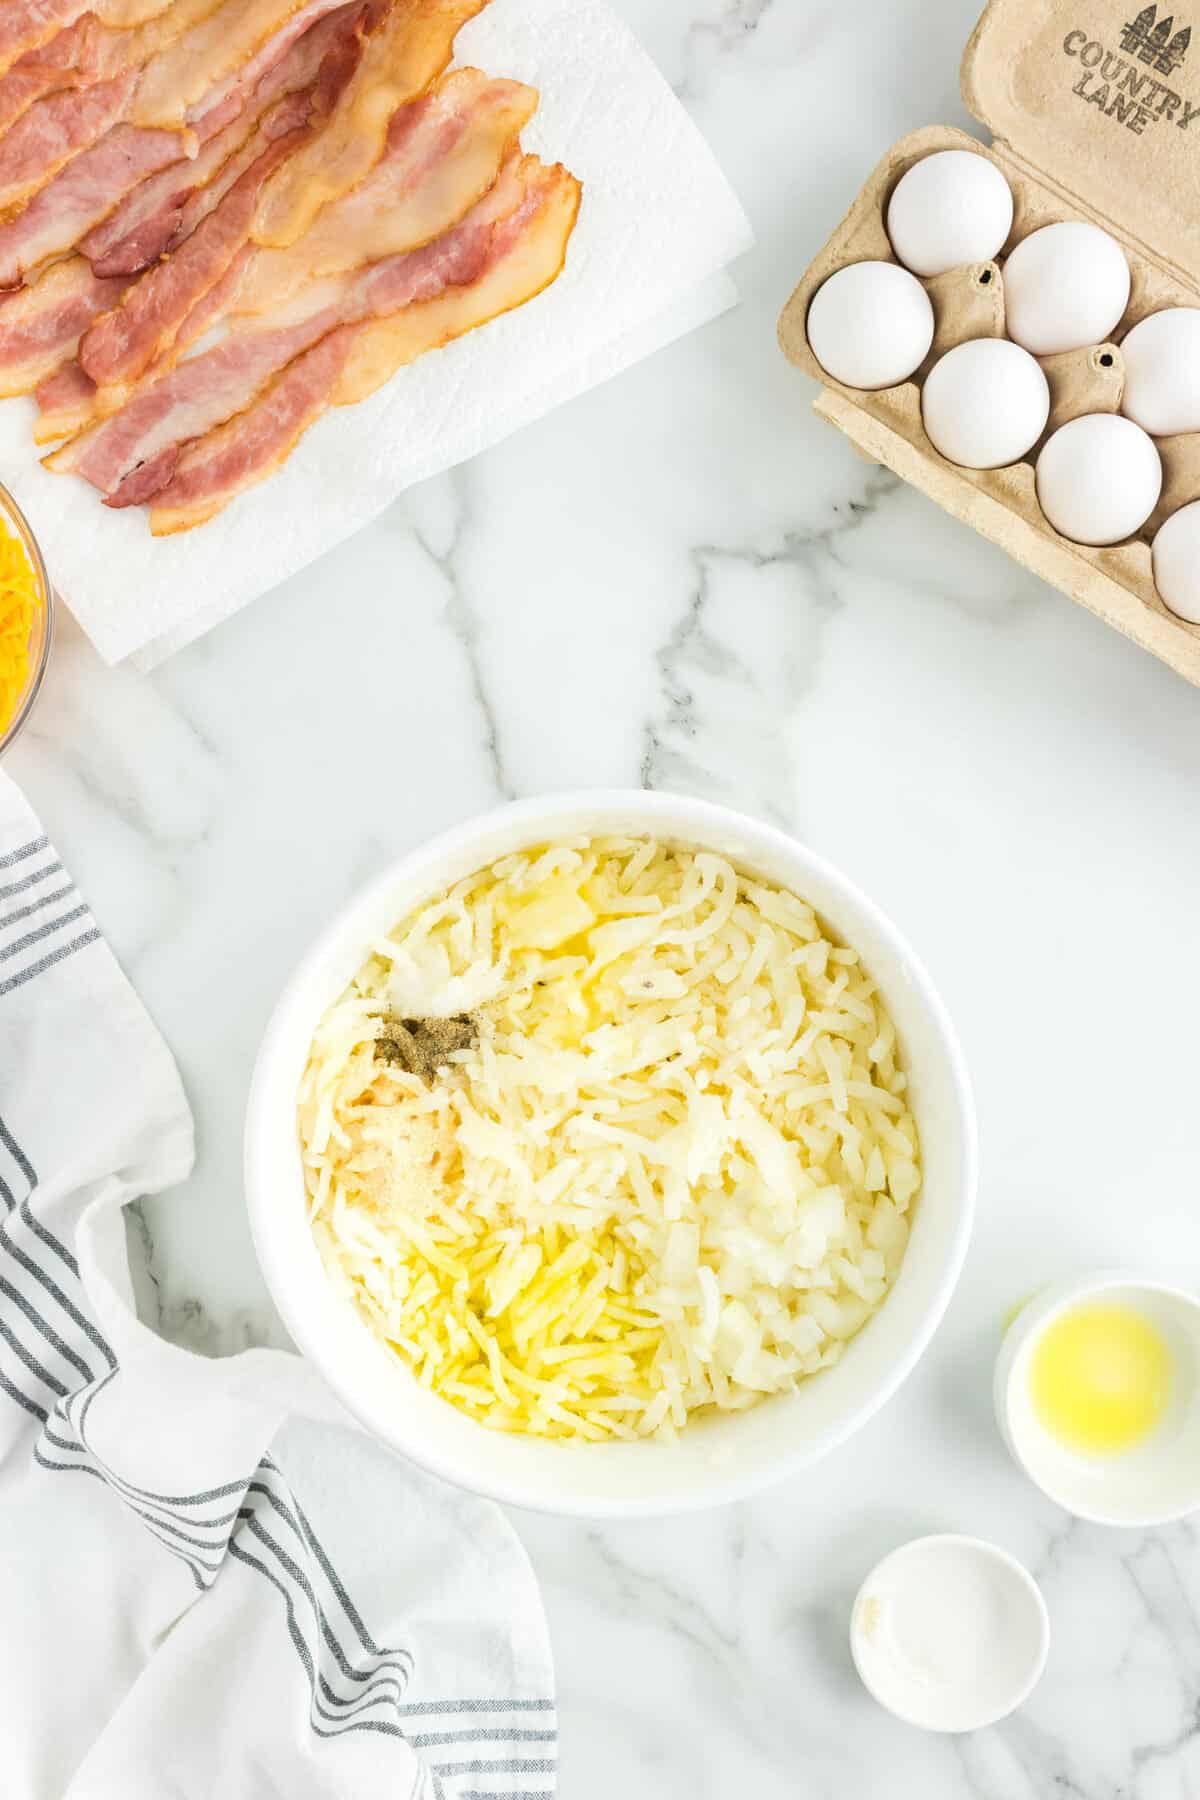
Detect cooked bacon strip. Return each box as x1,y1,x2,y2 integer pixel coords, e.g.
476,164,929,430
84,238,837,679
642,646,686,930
0,67,137,214
9,0,228,86
2,0,187,65
170,5,363,241
85,64,531,395
93,0,236,84
234,68,535,314
34,355,98,439
148,161,580,532
130,0,354,129
45,316,326,490
0,0,228,133
0,0,90,81
41,239,257,441
0,0,323,221
0,254,125,397
0,0,293,284
0,16,104,138
0,119,181,289
48,155,553,499
138,326,352,517
338,162,578,403
79,1,365,277
161,236,248,343
79,120,308,391
78,106,256,278
40,236,246,439
177,0,361,130
253,0,488,248
92,0,183,20
69,10,367,411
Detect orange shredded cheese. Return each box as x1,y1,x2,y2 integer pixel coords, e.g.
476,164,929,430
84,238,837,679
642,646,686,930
0,507,41,739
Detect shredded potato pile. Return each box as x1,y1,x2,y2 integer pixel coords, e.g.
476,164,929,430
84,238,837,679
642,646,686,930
0,509,40,738
299,839,920,1442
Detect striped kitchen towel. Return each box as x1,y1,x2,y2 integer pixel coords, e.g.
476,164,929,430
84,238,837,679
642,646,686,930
0,771,556,1800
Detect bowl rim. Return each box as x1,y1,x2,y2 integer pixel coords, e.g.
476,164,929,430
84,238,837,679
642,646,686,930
0,480,54,757
994,1269,1200,1527
245,790,979,1515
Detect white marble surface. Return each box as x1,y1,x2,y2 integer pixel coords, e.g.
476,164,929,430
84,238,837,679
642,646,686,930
10,0,1200,1792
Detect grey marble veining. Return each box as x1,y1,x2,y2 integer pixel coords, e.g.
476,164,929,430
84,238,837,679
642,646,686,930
10,0,1200,1793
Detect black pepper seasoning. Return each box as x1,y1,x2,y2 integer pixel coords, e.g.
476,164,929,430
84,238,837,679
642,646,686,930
375,1013,477,1083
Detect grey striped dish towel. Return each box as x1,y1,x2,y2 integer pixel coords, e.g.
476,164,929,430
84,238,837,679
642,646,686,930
0,770,556,1800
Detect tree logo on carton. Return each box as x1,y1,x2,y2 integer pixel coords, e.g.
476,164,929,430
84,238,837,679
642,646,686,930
1121,6,1190,75
1062,16,1200,133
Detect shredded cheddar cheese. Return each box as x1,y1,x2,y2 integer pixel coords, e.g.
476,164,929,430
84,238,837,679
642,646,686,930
299,840,920,1443
0,506,41,740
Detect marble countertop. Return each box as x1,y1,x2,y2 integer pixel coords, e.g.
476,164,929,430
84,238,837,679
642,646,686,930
10,0,1200,1792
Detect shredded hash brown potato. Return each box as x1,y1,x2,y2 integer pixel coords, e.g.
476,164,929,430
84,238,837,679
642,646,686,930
299,838,920,1442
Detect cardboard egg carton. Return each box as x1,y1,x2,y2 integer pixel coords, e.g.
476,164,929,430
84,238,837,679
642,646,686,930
778,0,1200,687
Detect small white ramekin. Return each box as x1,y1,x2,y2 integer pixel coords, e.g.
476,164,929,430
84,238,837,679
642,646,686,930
245,791,977,1516
995,1272,1200,1526
851,1534,1049,1732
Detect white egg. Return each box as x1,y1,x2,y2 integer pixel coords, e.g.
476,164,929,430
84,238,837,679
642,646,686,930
886,150,1014,278
1003,222,1130,356
1035,413,1161,545
920,338,1050,469
1120,308,1200,436
1152,501,1200,623
806,261,934,390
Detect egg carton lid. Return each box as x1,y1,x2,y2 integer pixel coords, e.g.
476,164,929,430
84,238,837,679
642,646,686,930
963,0,1200,284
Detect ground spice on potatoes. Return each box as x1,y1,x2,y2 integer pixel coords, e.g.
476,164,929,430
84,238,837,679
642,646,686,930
375,1013,477,1083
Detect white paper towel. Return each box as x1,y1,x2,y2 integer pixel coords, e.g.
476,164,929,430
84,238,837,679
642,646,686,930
0,0,752,668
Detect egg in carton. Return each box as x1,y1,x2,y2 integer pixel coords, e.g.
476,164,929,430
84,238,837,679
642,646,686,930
778,0,1200,688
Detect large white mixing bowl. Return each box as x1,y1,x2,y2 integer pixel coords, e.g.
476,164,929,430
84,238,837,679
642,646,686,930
245,792,976,1515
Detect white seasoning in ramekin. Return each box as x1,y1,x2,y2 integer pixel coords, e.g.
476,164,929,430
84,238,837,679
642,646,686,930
851,1536,1049,1732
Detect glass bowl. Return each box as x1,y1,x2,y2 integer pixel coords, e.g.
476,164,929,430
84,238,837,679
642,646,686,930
0,482,53,757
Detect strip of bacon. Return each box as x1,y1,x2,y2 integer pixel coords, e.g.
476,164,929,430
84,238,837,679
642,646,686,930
68,9,368,412
45,314,331,490
34,355,97,439
157,236,249,349
337,161,578,403
78,99,271,279
0,67,138,215
0,119,181,289
39,241,260,443
0,0,336,221
78,120,309,391
147,162,579,532
0,5,298,291
0,0,90,82
80,62,532,405
47,155,552,498
0,254,126,397
138,326,353,517
0,0,229,126
252,0,488,249
170,4,364,241
40,236,260,439
78,1,365,277
233,68,535,314
92,0,183,20
130,0,356,129
0,16,105,139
